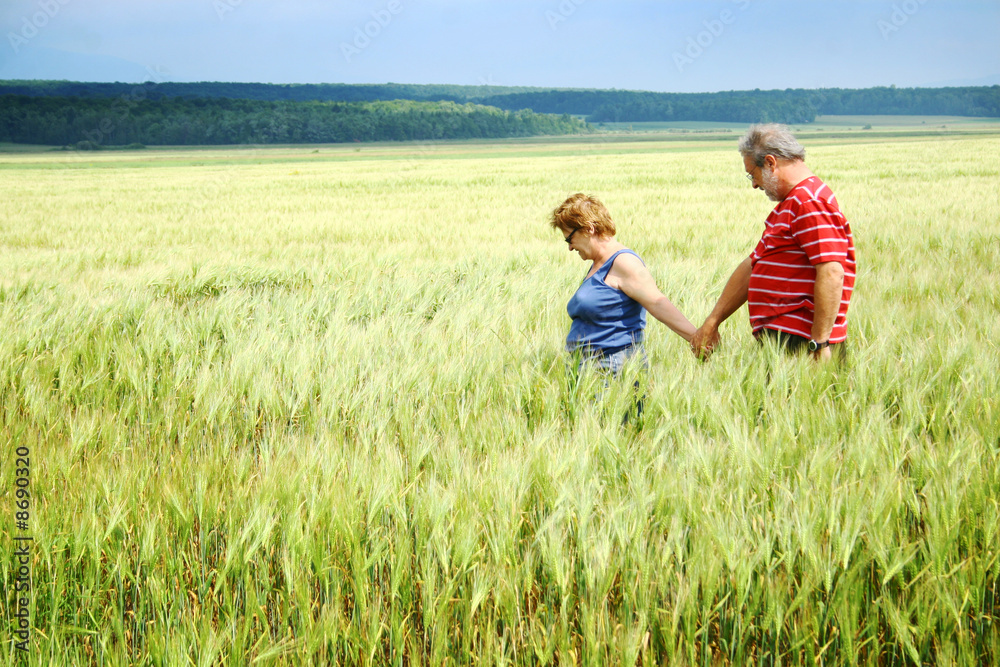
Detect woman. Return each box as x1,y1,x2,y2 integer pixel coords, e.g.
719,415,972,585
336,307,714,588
552,193,696,382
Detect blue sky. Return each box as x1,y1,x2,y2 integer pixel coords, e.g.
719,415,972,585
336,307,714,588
1,0,998,92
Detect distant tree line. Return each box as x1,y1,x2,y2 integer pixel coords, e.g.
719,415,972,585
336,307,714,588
3,80,998,125
573,87,1000,124
0,80,529,104
0,95,588,146
582,92,819,124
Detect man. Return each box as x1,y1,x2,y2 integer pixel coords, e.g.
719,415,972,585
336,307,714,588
690,124,855,361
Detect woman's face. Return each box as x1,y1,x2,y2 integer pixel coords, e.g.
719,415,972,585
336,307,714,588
563,225,592,259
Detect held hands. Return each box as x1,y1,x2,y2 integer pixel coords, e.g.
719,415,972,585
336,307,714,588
689,324,720,360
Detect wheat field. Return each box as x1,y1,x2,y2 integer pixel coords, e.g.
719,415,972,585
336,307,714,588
2,132,999,665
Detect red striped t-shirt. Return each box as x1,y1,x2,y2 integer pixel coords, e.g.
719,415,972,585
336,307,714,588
748,176,855,342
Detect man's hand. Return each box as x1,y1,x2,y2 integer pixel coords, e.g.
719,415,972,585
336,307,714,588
691,257,752,361
812,346,833,363
690,324,720,360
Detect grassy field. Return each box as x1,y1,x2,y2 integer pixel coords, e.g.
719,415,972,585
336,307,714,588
1,128,999,665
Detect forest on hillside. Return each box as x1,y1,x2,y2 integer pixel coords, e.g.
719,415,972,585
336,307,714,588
0,96,588,147
2,81,998,146
4,80,998,123
479,86,1000,122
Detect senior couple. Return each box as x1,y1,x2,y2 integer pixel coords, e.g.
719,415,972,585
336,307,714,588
554,124,856,383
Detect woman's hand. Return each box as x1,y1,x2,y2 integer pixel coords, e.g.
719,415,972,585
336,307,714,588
690,324,720,360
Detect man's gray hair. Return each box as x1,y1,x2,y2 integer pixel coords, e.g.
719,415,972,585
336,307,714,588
738,124,806,166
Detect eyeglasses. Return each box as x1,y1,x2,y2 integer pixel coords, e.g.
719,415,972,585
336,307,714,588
745,165,761,182
564,227,580,244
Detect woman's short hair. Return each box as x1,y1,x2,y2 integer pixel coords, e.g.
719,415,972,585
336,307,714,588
551,193,616,238
738,124,806,166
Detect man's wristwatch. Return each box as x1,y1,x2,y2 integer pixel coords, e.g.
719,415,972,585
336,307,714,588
807,339,830,353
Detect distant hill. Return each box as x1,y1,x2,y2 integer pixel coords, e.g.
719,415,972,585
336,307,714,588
0,80,549,104
3,80,999,124
0,96,589,147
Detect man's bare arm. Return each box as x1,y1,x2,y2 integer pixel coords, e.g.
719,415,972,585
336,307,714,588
690,256,752,358
810,261,845,361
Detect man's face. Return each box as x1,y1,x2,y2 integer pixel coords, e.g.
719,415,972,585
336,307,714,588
743,155,782,202
760,165,782,202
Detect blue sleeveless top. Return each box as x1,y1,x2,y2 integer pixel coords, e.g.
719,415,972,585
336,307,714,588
566,249,647,353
